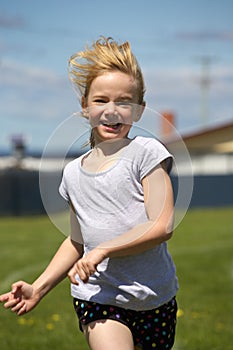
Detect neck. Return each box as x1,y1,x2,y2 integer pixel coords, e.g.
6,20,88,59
94,138,130,156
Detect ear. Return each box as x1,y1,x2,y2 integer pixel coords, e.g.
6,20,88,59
81,95,87,108
81,96,89,119
133,101,146,122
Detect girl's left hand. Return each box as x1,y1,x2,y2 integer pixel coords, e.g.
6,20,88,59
68,248,107,284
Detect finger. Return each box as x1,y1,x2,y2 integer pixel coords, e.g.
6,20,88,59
11,281,25,295
84,264,97,278
11,300,26,313
4,298,20,309
67,265,80,284
80,259,96,275
11,282,21,293
80,262,97,282
67,271,79,285
17,303,27,316
0,294,10,303
76,266,89,283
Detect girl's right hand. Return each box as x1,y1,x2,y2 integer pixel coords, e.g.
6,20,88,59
0,281,40,316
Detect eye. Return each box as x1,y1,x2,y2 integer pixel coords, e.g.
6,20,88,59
93,99,107,105
116,101,132,108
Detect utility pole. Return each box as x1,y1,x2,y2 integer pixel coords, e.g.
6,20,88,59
199,56,212,126
196,55,218,127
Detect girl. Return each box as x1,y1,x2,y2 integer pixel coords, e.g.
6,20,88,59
0,37,178,350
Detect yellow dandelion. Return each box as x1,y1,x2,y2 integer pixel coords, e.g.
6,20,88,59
51,314,60,322
46,323,54,330
177,309,184,318
18,317,27,325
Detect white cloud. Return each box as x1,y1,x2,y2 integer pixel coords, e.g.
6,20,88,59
0,12,26,29
143,65,233,130
176,30,233,42
0,59,78,120
1,59,64,89
0,59,81,149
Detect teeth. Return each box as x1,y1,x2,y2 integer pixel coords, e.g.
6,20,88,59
103,123,121,127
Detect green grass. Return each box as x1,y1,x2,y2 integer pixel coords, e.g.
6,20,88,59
170,207,233,350
0,208,232,350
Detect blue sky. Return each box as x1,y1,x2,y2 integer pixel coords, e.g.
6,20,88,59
0,0,233,151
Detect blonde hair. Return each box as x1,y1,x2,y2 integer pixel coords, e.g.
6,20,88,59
68,37,146,147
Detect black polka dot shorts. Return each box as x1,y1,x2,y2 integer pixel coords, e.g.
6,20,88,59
73,297,177,349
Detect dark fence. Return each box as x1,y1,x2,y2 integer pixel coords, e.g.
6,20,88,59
0,169,232,216
0,168,65,216
171,174,233,208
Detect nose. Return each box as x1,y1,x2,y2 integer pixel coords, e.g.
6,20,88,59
104,102,117,115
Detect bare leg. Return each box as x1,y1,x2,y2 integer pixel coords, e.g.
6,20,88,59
83,319,134,350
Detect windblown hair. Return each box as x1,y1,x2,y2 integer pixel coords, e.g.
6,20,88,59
68,37,146,148
68,36,146,104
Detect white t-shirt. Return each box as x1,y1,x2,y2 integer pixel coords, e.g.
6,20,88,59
59,136,178,310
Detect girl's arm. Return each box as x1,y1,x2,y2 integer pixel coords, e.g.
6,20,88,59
100,162,174,256
0,209,83,315
70,162,174,283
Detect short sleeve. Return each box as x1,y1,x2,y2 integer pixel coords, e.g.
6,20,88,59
59,169,69,202
138,138,173,180
58,157,81,204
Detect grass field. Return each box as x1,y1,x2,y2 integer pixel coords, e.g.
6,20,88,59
0,207,232,350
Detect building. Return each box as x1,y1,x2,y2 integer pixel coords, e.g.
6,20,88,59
161,114,233,207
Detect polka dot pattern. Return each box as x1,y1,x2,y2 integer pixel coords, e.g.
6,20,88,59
73,297,177,349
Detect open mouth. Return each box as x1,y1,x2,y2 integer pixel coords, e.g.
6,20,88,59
102,123,122,130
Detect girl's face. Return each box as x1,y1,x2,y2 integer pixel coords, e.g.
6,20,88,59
83,71,144,144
